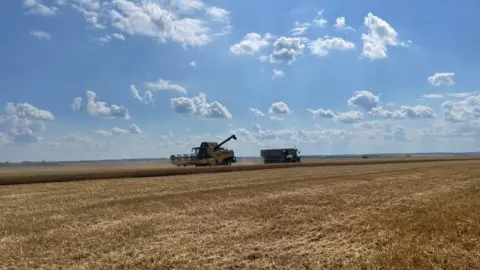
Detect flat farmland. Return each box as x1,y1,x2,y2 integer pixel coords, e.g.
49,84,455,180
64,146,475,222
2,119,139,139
2,156,480,185
1,159,480,269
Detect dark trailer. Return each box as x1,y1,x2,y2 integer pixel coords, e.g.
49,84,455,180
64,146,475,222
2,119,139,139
260,148,301,164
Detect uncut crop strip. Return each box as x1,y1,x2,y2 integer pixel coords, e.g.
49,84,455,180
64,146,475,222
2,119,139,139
1,156,480,186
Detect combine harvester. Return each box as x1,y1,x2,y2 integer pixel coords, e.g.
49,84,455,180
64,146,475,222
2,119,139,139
170,134,238,167
261,148,301,164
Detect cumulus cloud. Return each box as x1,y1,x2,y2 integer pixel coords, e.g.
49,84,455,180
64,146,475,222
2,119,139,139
5,103,54,121
190,61,196,67
269,37,306,64
145,79,187,95
111,0,211,47
0,102,54,146
230,33,272,55
272,69,285,79
206,6,229,22
130,84,154,105
73,90,130,119
70,0,105,29
129,124,142,134
268,101,292,116
30,30,52,40
250,108,265,117
361,13,406,60
370,105,436,119
441,95,480,123
335,111,363,124
170,93,232,119
172,0,205,11
347,90,380,111
58,0,232,47
308,108,336,118
428,72,455,86
308,36,355,56
334,17,355,31
23,0,60,16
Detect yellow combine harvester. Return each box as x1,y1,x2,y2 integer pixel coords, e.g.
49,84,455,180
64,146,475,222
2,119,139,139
169,134,238,167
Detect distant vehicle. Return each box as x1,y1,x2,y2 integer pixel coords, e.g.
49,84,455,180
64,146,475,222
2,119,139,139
260,148,301,164
169,134,237,167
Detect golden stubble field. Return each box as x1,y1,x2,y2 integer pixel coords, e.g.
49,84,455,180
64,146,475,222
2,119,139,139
1,160,480,269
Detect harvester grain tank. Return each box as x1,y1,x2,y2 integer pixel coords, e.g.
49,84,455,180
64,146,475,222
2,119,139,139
260,148,301,164
170,134,238,167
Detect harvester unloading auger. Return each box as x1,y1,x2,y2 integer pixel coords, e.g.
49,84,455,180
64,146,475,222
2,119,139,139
169,134,238,167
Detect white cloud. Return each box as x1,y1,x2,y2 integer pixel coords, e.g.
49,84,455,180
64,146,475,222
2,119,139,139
71,0,105,29
291,21,310,36
268,101,292,115
96,124,143,136
5,103,54,121
190,61,196,67
250,108,265,117
441,95,480,123
230,33,272,55
98,33,126,43
334,17,355,31
270,37,306,64
171,93,232,119
347,90,380,111
447,92,479,98
312,10,327,27
428,72,455,86
130,84,154,105
80,90,131,119
129,124,142,134
206,6,229,22
399,105,436,119
86,0,231,47
335,111,364,124
111,33,125,40
0,102,54,146
258,55,268,62
308,108,336,118
370,105,436,119
361,13,405,60
71,97,83,111
308,36,355,56
23,0,60,16
30,30,52,40
145,79,187,95
422,94,444,99
272,69,285,79
269,115,284,121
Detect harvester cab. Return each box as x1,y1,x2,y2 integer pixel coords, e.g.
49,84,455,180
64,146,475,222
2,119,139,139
170,134,238,167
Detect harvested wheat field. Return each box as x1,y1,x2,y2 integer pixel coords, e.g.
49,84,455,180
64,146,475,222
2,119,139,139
1,160,480,269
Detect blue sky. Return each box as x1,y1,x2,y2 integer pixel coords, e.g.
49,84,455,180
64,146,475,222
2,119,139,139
1,0,480,162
